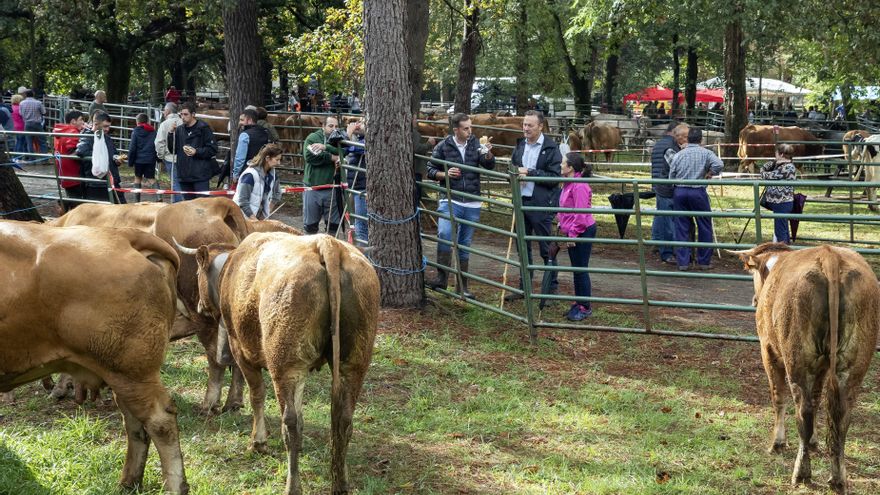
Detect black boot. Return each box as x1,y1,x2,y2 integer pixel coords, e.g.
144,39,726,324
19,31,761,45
427,250,451,290
458,260,475,299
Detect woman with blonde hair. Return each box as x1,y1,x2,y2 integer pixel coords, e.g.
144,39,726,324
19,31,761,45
10,94,27,159
233,143,283,219
760,143,797,244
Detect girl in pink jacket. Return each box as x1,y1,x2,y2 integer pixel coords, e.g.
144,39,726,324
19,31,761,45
557,152,597,321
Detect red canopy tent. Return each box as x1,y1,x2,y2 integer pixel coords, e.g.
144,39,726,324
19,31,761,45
623,86,724,104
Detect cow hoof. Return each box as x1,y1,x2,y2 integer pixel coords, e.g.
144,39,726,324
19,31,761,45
768,442,786,454
828,477,846,494
808,439,820,453
119,478,143,491
197,404,220,417
791,474,811,487
251,441,269,455
221,402,243,414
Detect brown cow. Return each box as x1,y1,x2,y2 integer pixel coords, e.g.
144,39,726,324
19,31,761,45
181,233,379,495
737,125,824,173
576,121,622,163
734,243,879,494
51,198,252,415
0,221,188,494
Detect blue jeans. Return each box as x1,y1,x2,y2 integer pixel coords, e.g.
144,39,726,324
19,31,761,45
651,195,675,261
164,160,183,203
14,135,28,157
437,201,481,261
353,191,368,246
567,223,597,307
673,187,714,267
178,180,211,202
767,201,793,244
24,121,48,161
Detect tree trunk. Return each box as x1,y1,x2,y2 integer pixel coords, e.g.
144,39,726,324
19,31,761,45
105,47,133,103
723,14,747,162
364,0,423,307
453,0,481,115
685,46,698,112
0,149,43,222
279,62,289,97
671,33,680,116
405,0,430,115
261,50,273,105
514,0,529,115
549,9,593,118
840,84,854,129
603,53,619,113
223,0,264,160
148,45,166,106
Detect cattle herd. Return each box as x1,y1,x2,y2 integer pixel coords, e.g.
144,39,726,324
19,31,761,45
2,115,880,493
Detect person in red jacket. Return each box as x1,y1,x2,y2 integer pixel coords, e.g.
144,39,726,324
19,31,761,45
164,85,181,104
53,110,87,211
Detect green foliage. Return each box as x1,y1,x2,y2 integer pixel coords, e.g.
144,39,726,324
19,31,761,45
280,0,364,93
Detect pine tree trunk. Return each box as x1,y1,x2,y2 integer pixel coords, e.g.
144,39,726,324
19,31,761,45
685,46,698,112
223,0,264,157
364,0,423,307
604,54,619,113
514,1,529,115
453,0,481,115
148,45,166,106
550,9,593,118
0,149,43,222
723,14,747,162
405,0,430,115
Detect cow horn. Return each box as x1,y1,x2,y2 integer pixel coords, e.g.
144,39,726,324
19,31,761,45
172,237,198,256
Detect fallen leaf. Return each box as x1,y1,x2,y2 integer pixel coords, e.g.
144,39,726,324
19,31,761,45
694,412,702,419
660,406,672,414
656,471,671,484
392,358,408,366
523,465,540,473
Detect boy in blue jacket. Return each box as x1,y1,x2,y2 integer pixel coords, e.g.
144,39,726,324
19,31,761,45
128,113,158,202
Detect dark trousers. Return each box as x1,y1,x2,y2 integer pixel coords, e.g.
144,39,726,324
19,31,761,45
519,195,558,291
673,187,713,267
179,180,211,201
567,224,597,306
767,201,793,244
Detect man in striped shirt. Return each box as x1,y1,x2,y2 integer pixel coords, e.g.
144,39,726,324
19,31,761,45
668,127,723,271
19,90,47,157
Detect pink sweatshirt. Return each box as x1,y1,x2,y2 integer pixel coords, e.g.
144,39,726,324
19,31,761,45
11,104,24,131
557,172,595,237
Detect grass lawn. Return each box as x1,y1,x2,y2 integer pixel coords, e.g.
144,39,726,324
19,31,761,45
2,299,879,494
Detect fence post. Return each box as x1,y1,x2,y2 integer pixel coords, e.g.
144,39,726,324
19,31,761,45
510,169,536,342
847,142,855,242
753,182,763,243
632,181,653,332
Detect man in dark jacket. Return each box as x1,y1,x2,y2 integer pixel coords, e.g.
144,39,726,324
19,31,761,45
75,111,127,204
128,113,158,202
505,110,561,301
232,108,269,182
650,122,688,264
174,101,218,201
426,112,495,299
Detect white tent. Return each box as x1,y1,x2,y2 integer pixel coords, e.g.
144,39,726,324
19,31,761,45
697,77,812,97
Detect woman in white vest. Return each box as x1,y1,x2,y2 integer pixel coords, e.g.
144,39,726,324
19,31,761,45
233,143,283,219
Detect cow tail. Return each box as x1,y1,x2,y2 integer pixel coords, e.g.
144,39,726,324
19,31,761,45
318,235,343,397
821,249,843,448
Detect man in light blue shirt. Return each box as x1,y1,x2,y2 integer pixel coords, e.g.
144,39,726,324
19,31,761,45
668,127,723,271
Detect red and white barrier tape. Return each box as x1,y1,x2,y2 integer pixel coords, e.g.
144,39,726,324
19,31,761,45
109,183,347,196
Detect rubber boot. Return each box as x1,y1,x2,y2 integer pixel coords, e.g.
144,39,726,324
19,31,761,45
458,260,475,299
427,250,451,290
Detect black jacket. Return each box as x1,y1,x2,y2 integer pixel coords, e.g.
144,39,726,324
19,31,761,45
650,134,679,198
427,135,496,200
75,129,126,204
128,124,157,166
345,135,366,191
511,135,561,206
174,119,218,182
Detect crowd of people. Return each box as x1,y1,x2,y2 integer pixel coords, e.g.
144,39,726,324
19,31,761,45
3,87,808,322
